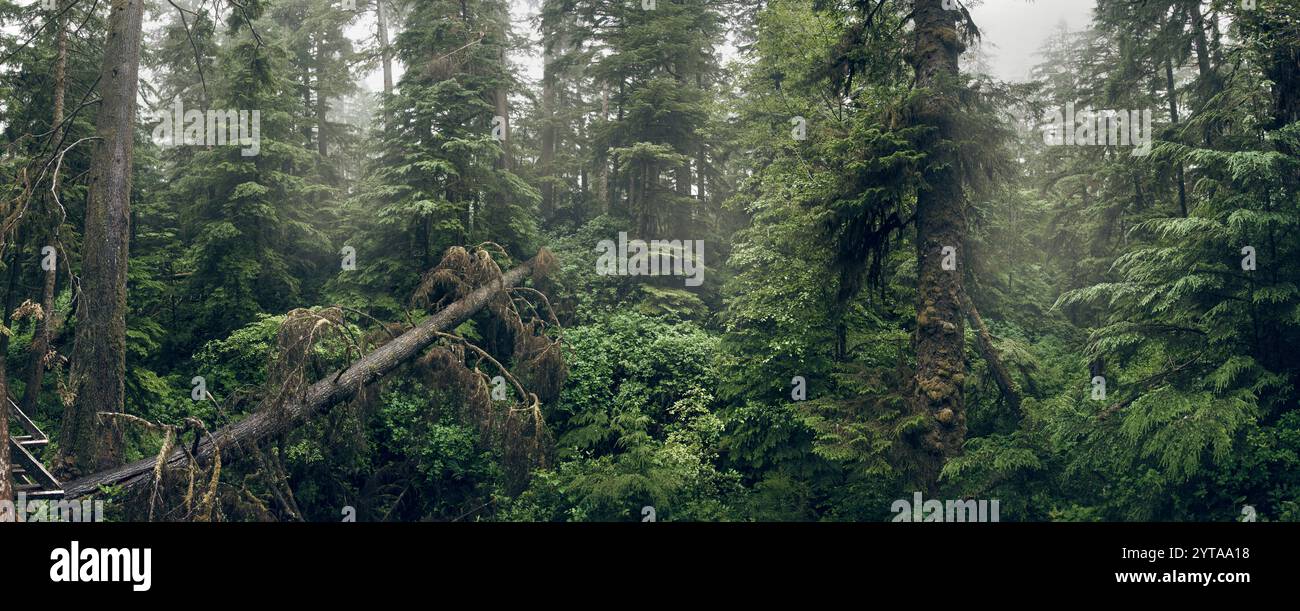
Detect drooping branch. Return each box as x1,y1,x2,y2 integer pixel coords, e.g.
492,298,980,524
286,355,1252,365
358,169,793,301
959,288,1021,413
63,251,549,498
1095,358,1203,422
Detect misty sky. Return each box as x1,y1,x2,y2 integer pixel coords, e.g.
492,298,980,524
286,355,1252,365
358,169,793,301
354,0,1099,93
967,0,1096,82
0,1,1099,110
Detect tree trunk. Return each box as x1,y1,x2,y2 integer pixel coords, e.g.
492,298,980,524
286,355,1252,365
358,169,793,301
22,7,68,416
597,89,610,214
0,243,22,358
495,84,511,170
0,348,9,505
1165,57,1188,217
696,72,707,202
316,40,329,158
55,0,145,480
909,0,967,489
540,35,557,220
377,0,393,127
961,289,1021,413
1189,5,1212,81
22,249,58,417
63,253,545,498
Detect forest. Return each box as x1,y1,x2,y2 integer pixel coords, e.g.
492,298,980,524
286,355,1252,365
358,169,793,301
0,0,1297,523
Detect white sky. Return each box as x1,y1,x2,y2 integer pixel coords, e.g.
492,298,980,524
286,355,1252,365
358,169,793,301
966,0,1096,82
5,0,1098,101
348,0,1098,93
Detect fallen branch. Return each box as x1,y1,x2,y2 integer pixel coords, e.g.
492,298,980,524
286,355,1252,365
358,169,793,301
63,251,547,498
960,289,1022,413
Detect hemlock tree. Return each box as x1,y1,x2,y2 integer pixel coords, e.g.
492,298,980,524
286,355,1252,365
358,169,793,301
340,0,538,313
170,2,332,342
56,0,147,478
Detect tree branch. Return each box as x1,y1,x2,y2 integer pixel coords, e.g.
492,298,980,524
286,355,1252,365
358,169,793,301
62,251,548,498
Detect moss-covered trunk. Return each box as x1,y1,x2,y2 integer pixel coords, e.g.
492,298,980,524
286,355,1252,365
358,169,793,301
56,0,145,479
909,0,967,489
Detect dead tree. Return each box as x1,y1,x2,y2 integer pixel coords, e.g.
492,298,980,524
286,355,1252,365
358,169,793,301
63,252,549,499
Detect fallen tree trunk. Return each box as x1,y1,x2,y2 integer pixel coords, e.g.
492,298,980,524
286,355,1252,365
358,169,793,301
960,289,1022,413
63,253,545,498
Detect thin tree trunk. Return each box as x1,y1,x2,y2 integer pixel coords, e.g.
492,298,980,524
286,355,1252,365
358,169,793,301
495,84,511,169
55,0,146,479
53,1,68,140
1210,7,1224,68
597,89,610,214
1190,5,1212,80
961,289,1021,412
1166,57,1188,217
316,40,329,158
0,238,25,500
376,0,393,127
696,72,706,201
909,0,967,490
21,260,56,415
0,300,9,505
540,34,557,220
0,244,22,358
0,342,9,505
22,7,68,416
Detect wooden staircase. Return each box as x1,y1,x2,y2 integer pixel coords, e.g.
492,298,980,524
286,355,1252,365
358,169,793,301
7,398,63,499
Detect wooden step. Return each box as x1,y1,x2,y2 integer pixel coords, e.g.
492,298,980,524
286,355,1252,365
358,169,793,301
7,397,48,441
9,438,61,490
7,397,60,498
20,489,65,500
13,485,65,499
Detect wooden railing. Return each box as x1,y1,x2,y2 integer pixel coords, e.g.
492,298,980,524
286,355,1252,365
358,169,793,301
7,398,63,499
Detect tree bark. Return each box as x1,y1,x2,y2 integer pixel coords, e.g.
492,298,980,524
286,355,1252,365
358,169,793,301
63,253,545,498
376,0,393,127
960,289,1021,413
55,0,145,479
597,89,610,214
1189,4,1212,81
540,24,557,220
22,250,58,416
1165,57,1188,217
0,242,22,358
316,38,329,158
909,0,967,488
696,72,706,202
0,347,9,505
22,6,68,416
495,75,511,169
0,327,9,505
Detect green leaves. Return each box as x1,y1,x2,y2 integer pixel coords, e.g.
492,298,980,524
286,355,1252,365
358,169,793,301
1120,388,1255,483
507,312,742,520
